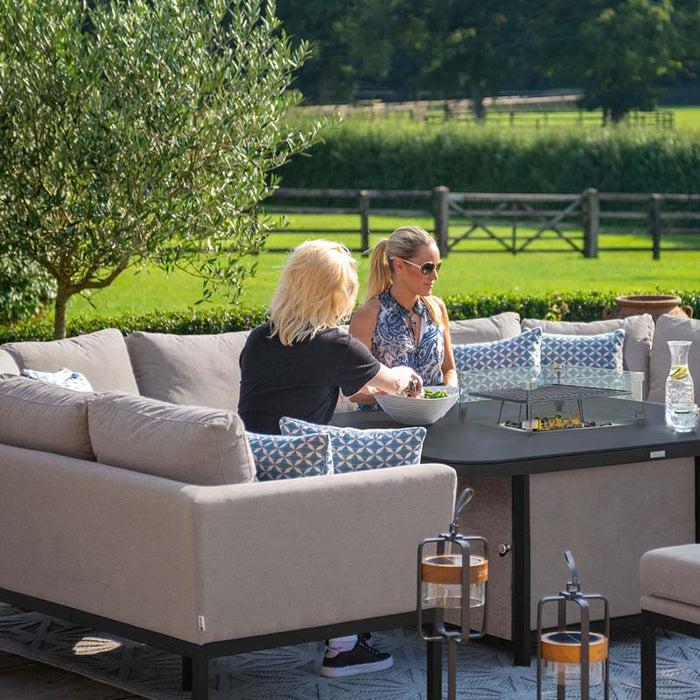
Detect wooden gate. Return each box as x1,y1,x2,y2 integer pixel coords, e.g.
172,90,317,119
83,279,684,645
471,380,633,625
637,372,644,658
433,190,598,257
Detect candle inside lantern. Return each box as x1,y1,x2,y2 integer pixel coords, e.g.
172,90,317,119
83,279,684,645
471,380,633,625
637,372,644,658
541,631,608,687
421,553,488,609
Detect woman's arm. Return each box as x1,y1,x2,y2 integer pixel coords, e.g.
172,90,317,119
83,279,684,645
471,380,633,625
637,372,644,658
435,296,458,387
348,300,381,403
348,299,379,352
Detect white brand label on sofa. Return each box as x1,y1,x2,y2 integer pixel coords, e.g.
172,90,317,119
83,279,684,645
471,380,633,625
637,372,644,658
198,615,206,631
650,450,666,459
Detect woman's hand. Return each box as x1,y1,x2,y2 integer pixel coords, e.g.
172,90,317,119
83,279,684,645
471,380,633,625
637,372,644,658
393,366,424,397
358,364,423,398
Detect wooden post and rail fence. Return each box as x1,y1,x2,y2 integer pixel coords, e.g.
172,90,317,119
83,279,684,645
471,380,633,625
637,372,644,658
267,188,700,260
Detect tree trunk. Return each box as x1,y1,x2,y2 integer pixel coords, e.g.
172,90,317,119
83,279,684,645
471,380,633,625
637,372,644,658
470,82,485,121
610,105,627,123
318,68,330,104
53,284,70,340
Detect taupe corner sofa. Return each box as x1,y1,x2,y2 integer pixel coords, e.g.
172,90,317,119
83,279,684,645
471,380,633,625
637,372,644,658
0,327,456,700
0,309,698,697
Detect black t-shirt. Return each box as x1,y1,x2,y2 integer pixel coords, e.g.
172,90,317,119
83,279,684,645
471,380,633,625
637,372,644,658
238,323,381,434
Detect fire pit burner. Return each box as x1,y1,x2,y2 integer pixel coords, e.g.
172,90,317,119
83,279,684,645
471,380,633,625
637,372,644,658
503,418,615,432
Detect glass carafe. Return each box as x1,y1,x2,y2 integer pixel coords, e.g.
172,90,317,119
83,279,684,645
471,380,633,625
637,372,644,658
665,341,694,421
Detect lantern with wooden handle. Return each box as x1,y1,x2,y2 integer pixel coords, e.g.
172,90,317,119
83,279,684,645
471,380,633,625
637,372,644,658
537,551,609,700
417,488,489,700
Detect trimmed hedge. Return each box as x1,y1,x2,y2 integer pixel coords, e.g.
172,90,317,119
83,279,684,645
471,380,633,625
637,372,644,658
2,291,699,342
279,121,700,194
0,306,270,344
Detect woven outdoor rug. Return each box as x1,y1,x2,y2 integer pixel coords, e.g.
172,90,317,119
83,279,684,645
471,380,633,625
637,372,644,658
1,606,700,699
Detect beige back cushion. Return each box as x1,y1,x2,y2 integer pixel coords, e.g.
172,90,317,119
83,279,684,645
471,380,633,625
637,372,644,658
2,329,138,394
88,392,255,485
0,348,19,376
0,377,95,460
448,312,521,345
522,315,654,392
648,313,700,403
125,331,249,411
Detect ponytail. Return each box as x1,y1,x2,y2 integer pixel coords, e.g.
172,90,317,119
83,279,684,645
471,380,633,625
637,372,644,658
366,239,393,300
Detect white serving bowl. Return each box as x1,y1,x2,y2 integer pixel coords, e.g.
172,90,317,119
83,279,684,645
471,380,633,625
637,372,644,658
375,385,459,426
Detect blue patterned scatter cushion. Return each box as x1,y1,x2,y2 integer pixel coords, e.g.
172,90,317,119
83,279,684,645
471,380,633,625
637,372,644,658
21,367,93,393
245,432,333,481
453,327,542,372
541,330,625,370
279,417,426,473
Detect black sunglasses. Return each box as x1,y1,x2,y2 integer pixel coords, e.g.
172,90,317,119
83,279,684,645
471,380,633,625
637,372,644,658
398,258,442,276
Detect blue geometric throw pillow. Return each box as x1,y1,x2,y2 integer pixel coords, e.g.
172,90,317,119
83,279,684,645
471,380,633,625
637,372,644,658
21,367,93,393
453,327,542,372
279,417,426,473
245,432,333,481
541,330,625,370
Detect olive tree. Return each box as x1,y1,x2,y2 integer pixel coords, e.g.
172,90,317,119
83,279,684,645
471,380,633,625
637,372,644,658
0,0,325,338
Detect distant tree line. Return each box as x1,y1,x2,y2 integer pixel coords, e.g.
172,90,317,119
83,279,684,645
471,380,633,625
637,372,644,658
277,0,700,122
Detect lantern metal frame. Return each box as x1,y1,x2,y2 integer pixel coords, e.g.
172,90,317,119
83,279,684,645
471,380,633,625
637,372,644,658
417,488,489,700
536,551,610,700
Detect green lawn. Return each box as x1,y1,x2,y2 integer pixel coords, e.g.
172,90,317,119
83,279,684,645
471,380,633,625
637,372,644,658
67,213,700,318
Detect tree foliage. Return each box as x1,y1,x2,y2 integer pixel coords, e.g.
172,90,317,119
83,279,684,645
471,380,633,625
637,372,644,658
278,0,699,120
579,0,684,122
0,0,325,338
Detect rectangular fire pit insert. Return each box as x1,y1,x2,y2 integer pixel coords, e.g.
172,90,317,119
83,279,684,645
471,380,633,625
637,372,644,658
458,365,647,433
468,383,632,431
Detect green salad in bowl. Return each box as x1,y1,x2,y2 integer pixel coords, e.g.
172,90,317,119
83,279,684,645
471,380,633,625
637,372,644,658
378,385,459,425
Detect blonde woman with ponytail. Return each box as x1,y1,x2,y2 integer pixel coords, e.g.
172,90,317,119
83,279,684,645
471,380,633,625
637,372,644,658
349,226,457,407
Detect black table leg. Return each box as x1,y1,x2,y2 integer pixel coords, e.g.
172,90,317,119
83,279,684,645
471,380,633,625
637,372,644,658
512,474,531,666
427,638,443,700
641,613,657,700
695,457,700,543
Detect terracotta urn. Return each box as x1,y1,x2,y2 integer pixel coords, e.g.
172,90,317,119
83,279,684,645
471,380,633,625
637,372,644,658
603,294,693,321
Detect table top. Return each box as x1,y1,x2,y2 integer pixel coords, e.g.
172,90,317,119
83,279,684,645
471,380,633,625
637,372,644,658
332,399,700,477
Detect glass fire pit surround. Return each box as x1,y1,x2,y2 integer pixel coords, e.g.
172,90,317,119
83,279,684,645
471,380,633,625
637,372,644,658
458,365,646,433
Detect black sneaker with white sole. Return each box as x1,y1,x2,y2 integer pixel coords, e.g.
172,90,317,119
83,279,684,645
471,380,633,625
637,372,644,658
320,638,393,678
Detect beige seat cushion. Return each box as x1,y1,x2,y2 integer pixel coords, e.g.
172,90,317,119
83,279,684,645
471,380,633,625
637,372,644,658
648,313,700,403
0,377,95,460
640,544,700,609
88,392,255,485
522,315,654,393
2,329,138,394
0,348,19,376
448,312,521,345
125,331,250,411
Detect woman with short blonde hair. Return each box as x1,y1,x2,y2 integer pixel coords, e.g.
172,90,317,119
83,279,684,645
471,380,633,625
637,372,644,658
238,238,423,677
350,226,457,407
269,240,359,346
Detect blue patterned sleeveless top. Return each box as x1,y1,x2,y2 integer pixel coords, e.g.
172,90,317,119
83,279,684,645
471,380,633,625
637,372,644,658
371,290,444,386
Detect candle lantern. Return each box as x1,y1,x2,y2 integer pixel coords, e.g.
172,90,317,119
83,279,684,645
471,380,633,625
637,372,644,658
418,488,488,700
537,551,610,700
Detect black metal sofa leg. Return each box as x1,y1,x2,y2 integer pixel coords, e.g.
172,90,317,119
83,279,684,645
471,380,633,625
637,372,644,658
191,652,210,700
182,656,193,692
641,616,657,700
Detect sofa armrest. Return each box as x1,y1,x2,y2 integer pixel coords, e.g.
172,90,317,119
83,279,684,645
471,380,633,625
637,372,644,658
0,444,455,645
186,463,456,643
